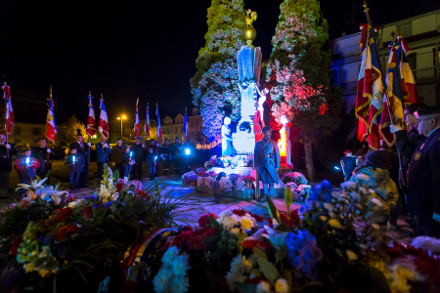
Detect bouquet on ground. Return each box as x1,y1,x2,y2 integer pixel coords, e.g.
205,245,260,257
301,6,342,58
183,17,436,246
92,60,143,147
182,171,198,185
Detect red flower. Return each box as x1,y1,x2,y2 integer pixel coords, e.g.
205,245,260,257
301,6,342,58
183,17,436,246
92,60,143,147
181,226,193,231
60,194,76,205
249,212,264,223
241,239,270,251
54,224,80,241
172,230,192,249
244,277,263,284
319,103,329,115
232,209,247,217
198,213,217,228
10,235,23,256
81,206,93,219
53,207,73,223
279,210,300,228
116,183,123,192
172,227,218,250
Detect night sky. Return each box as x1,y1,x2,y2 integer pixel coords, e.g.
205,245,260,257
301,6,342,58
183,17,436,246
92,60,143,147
1,0,439,124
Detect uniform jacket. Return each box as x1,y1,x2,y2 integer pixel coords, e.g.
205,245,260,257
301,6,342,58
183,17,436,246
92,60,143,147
406,127,440,216
130,143,144,162
96,143,111,163
160,144,172,160
70,141,89,164
253,138,280,184
65,153,85,173
111,145,124,163
0,144,17,172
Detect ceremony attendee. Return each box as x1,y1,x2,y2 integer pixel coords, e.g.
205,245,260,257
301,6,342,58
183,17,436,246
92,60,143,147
349,150,398,226
69,130,91,188
149,139,159,156
96,136,111,180
0,133,16,196
65,148,85,191
111,138,125,178
146,147,158,180
406,106,440,237
340,150,357,181
32,137,54,183
160,139,172,175
123,145,135,179
131,137,144,180
14,148,40,184
171,137,183,175
253,125,280,202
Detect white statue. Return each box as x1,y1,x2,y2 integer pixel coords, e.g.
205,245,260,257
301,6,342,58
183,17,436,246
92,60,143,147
221,116,234,156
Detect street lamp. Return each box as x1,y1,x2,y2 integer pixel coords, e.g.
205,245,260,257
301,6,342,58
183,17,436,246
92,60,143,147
117,115,127,141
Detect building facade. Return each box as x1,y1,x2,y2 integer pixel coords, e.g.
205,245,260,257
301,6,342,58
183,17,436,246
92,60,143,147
331,10,440,111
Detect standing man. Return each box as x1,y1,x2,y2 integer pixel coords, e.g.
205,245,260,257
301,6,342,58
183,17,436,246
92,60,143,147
171,137,183,175
406,106,440,237
69,130,91,188
96,136,111,180
111,138,125,178
340,150,358,181
149,139,159,156
131,137,145,180
32,137,53,183
253,126,280,202
0,133,16,197
160,139,172,175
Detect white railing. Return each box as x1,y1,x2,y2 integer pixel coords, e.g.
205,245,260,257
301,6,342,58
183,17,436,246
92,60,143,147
412,67,436,80
341,44,361,57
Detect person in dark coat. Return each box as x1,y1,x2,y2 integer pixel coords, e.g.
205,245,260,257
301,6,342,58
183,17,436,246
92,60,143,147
69,130,91,188
14,148,40,184
160,139,172,175
111,138,125,178
32,137,54,183
123,145,135,179
171,137,183,175
146,147,158,180
149,139,159,156
340,150,357,181
96,136,111,180
406,106,440,238
131,137,145,180
65,148,85,191
0,133,17,196
253,125,280,202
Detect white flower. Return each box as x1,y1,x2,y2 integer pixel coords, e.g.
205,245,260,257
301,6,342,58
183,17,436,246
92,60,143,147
219,210,232,218
257,281,271,293
371,197,384,207
219,177,233,192
153,268,170,293
172,255,189,277
225,255,254,290
340,181,358,190
412,236,440,254
68,199,82,207
275,278,289,293
355,174,370,182
50,193,61,205
171,276,189,293
162,246,179,267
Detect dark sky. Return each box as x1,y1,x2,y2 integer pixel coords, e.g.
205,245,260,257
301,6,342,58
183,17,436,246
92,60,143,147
1,0,439,124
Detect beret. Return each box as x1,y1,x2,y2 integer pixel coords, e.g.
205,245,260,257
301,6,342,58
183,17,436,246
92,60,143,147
365,150,395,170
414,106,440,118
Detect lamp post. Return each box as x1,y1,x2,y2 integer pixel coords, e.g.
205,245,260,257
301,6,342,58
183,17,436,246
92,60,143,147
117,115,127,141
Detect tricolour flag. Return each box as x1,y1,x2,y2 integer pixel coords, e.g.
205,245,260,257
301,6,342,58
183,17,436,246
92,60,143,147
183,106,188,142
144,102,150,138
380,36,420,146
2,83,14,134
99,94,109,140
45,86,57,144
134,98,140,138
87,91,97,137
355,23,384,150
156,102,162,142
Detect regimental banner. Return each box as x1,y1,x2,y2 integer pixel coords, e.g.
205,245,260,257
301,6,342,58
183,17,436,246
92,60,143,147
45,87,57,144
156,102,162,142
87,92,97,137
99,95,109,140
2,83,14,134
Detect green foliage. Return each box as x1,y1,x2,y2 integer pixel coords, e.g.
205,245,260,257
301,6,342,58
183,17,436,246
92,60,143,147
61,115,89,145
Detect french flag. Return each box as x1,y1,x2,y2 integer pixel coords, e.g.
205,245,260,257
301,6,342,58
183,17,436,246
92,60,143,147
87,91,97,137
144,102,150,138
156,102,162,142
2,83,14,135
45,87,57,144
134,98,140,138
99,94,109,140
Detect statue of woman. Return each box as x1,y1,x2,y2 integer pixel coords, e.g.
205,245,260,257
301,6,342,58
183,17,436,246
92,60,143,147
278,115,292,166
253,87,267,142
221,116,234,156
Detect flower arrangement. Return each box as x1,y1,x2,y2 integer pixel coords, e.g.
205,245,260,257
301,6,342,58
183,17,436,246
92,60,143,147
153,246,190,293
221,155,233,167
280,171,307,185
182,171,198,185
204,155,217,169
218,177,233,192
195,167,206,176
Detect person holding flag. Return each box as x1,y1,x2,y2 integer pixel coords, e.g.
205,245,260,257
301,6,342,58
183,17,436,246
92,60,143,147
99,94,109,141
134,98,140,139
144,102,150,138
70,130,90,188
156,102,162,144
1,82,17,197
45,86,57,146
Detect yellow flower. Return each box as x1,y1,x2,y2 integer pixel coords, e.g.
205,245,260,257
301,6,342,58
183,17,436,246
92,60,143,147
240,218,253,230
38,269,50,278
328,219,342,229
24,263,35,273
346,250,357,261
320,216,327,221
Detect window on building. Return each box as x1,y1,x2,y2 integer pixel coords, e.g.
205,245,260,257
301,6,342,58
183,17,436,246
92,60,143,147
195,122,199,128
191,122,194,128
14,126,21,135
32,128,41,136
175,127,178,133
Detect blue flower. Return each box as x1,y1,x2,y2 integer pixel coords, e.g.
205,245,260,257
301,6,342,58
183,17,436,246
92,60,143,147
104,202,113,208
285,230,322,280
300,180,333,214
84,195,98,201
92,203,99,210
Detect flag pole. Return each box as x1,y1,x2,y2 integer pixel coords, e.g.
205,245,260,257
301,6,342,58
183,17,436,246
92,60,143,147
88,90,91,163
3,80,9,159
363,0,407,185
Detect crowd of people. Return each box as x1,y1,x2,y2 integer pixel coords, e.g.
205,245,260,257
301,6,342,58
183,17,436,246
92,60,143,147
340,104,440,238
0,130,194,195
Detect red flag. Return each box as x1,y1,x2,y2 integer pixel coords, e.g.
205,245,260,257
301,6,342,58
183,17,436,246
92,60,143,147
144,102,150,138
134,98,140,138
45,86,57,144
99,94,109,140
356,23,384,150
156,102,162,142
2,83,14,134
87,91,97,137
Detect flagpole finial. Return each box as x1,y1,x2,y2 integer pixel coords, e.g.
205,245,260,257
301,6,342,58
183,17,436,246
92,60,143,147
89,90,92,97
50,85,53,98
100,93,103,100
363,1,369,13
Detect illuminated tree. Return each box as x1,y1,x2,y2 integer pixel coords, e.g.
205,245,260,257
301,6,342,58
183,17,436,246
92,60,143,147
266,0,342,179
62,115,88,145
190,0,245,140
